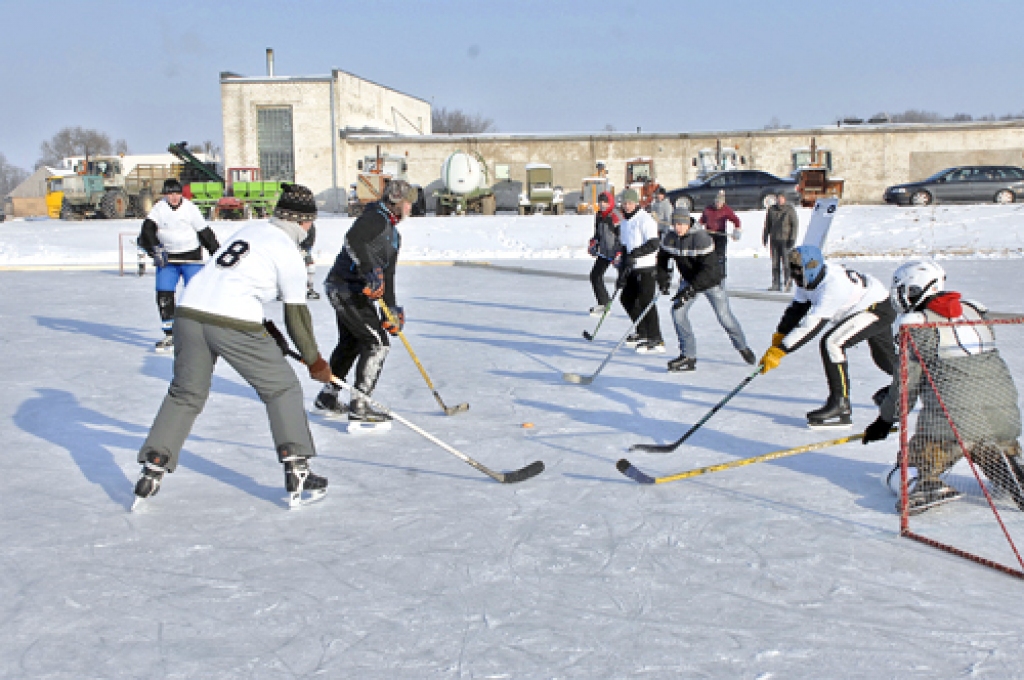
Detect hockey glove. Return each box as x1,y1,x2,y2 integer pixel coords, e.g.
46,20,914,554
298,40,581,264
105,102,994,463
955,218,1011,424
731,229,743,242
362,267,385,301
671,285,697,310
307,356,333,383
771,332,786,348
862,416,893,444
657,271,672,296
382,305,405,336
760,346,786,374
587,238,599,257
152,245,169,268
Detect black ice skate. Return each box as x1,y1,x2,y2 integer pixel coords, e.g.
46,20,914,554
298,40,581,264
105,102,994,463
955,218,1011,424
738,348,757,365
635,339,666,354
306,287,321,300
154,335,174,353
667,355,696,372
279,448,327,508
624,333,643,348
312,388,348,419
132,451,170,511
347,399,393,434
806,396,853,428
902,480,962,515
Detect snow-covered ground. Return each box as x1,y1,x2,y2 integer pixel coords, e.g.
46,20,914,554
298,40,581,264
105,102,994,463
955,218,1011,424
2,207,1024,678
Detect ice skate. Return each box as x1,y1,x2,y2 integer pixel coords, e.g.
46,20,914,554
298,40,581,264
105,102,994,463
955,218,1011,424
738,347,757,365
635,339,666,354
903,480,962,515
154,335,174,354
306,287,321,300
807,396,853,429
346,398,393,434
589,305,606,317
624,333,643,349
280,450,327,508
312,387,348,420
667,355,696,372
132,451,169,511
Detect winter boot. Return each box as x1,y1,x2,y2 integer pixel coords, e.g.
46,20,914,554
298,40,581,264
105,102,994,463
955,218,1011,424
133,451,170,508
806,396,853,428
636,339,666,354
624,333,642,348
738,348,757,365
667,355,696,372
279,447,327,508
903,480,962,515
154,334,174,353
313,385,348,419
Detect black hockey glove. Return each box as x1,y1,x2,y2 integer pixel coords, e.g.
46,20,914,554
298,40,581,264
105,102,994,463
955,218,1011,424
657,272,671,296
152,245,169,268
382,305,405,336
862,416,893,444
362,267,385,300
671,285,697,310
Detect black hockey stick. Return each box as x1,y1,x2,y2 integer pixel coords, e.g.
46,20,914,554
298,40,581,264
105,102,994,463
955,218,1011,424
563,294,660,385
264,321,543,483
379,300,469,416
582,286,621,342
628,364,763,453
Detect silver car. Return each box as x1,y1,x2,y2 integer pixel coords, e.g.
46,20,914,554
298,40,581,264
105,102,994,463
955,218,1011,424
884,166,1024,206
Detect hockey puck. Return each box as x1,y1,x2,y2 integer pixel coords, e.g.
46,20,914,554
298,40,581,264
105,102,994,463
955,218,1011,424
521,422,535,429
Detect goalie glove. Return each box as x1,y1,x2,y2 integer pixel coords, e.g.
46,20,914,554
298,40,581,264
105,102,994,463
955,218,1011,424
362,267,385,301
381,305,405,336
152,245,169,268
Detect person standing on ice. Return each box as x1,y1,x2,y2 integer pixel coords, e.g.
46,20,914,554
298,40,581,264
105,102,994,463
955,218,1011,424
586,191,621,315
136,178,220,353
133,183,333,508
314,180,417,423
649,186,673,238
699,189,741,279
759,245,896,427
762,192,799,291
617,188,665,354
861,260,1024,514
657,205,757,372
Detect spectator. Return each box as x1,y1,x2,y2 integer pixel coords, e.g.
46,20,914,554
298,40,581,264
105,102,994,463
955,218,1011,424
762,193,799,291
699,189,741,279
649,186,673,238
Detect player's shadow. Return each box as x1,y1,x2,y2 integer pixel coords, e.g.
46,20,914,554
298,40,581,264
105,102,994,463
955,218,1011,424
13,388,282,510
34,316,154,350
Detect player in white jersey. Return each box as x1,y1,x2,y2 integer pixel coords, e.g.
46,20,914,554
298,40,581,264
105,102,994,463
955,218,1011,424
136,178,220,352
760,245,897,427
132,184,334,509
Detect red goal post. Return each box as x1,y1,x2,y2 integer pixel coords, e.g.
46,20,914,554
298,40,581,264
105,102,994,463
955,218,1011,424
896,315,1024,579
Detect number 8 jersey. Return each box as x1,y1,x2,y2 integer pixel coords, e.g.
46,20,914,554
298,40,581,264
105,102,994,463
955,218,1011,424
179,221,308,324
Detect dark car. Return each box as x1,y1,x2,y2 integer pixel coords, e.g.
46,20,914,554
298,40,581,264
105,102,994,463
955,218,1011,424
884,166,1024,206
666,170,801,212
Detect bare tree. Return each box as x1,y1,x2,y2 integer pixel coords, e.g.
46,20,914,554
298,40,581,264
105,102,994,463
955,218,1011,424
36,127,118,168
0,152,30,198
431,107,495,134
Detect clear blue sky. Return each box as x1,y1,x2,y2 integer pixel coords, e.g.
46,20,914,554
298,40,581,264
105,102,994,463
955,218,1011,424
1,0,1021,170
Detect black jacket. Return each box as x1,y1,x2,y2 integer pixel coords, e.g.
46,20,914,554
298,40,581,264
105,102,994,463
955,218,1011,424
656,227,722,293
591,208,621,259
327,202,401,307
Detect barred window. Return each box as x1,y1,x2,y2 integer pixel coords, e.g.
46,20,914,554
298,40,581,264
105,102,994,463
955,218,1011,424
258,108,295,182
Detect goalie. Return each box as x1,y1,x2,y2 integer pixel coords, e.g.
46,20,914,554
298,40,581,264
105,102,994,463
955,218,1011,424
862,260,1024,514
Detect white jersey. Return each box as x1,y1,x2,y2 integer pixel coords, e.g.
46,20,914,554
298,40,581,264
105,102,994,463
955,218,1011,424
619,208,660,269
784,263,889,347
179,221,308,324
147,198,209,254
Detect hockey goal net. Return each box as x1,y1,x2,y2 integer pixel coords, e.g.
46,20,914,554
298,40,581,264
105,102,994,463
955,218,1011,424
897,315,1024,579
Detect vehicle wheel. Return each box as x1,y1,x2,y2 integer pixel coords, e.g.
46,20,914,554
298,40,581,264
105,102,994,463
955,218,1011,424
675,195,694,212
760,193,777,209
995,189,1015,205
59,198,79,221
554,203,564,215
100,190,128,219
910,191,932,207
412,188,427,216
480,194,497,216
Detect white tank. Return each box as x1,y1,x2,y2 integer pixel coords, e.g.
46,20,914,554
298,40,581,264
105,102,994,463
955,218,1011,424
441,152,486,195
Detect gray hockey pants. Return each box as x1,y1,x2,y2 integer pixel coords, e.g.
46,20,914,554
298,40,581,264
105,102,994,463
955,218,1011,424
137,316,316,472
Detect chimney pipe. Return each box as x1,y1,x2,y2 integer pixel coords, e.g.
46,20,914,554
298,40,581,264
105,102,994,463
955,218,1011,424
266,48,275,77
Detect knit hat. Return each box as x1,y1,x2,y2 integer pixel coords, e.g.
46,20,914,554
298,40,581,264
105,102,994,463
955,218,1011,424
621,188,640,204
161,178,183,194
656,186,667,197
672,206,691,223
274,183,317,222
384,179,418,205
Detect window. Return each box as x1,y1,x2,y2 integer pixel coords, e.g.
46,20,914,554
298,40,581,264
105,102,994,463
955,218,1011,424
1005,167,1024,180
258,107,295,182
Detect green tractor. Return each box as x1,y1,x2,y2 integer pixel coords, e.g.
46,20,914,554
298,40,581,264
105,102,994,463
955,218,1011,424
517,163,564,215
59,157,132,220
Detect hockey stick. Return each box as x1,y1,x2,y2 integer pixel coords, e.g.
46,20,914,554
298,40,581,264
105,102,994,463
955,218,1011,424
618,430,883,485
583,286,621,342
263,321,543,484
628,365,763,453
563,294,660,385
378,300,469,416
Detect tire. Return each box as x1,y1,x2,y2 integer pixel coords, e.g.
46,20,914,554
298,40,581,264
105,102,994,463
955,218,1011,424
910,191,932,207
412,188,427,216
995,189,1015,205
59,198,79,221
100,190,128,219
760,193,777,209
480,194,496,216
675,195,694,212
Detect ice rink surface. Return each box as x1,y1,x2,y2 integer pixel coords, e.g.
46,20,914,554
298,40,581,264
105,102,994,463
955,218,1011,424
2,215,1024,677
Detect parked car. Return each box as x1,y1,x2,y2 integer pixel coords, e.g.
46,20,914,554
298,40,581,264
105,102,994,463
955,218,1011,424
884,166,1024,206
666,170,801,212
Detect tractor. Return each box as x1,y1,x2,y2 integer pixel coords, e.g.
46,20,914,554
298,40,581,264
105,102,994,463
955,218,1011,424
576,161,614,214
517,163,564,215
348,146,426,218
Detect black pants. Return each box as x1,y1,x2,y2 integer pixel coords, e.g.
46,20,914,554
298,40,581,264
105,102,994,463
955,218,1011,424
770,241,792,289
620,267,661,343
819,302,897,399
710,233,728,279
590,257,612,306
324,281,390,398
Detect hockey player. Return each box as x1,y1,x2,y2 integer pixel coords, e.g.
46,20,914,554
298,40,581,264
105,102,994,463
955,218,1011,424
760,245,896,427
862,260,1024,514
299,224,320,300
617,187,665,354
314,180,417,424
137,178,221,352
133,183,332,508
657,206,756,372
587,191,621,315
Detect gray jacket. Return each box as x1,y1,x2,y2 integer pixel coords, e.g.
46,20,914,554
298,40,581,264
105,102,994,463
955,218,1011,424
881,301,1021,442
762,203,799,246
650,198,673,236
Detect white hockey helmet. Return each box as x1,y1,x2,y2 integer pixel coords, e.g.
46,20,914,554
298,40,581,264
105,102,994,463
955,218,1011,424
890,260,945,314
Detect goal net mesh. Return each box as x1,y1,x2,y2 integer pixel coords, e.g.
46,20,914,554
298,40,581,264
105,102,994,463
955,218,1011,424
897,317,1024,579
